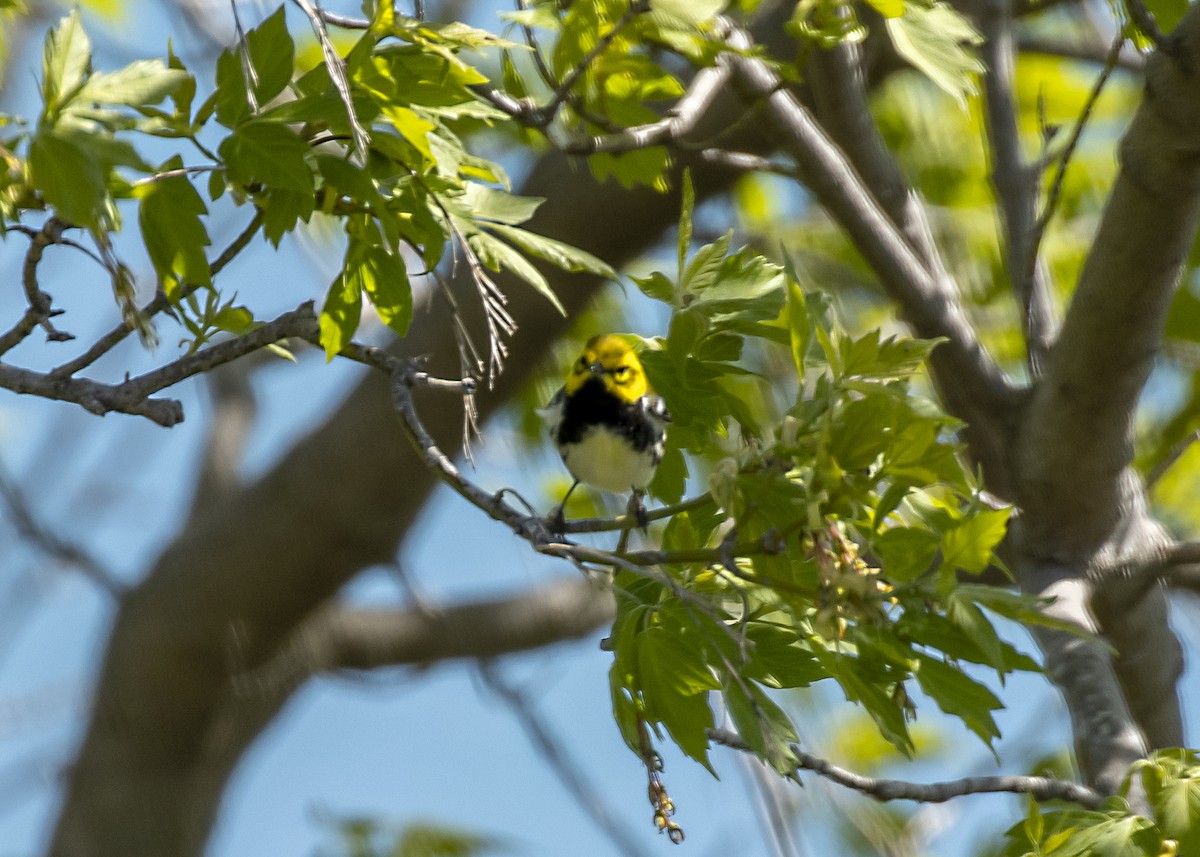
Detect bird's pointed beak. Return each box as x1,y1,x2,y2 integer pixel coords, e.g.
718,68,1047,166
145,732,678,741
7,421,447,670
588,361,605,376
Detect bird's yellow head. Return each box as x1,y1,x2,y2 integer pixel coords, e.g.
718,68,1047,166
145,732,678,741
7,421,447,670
563,335,651,404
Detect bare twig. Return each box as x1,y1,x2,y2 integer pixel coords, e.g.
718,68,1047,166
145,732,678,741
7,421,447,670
1027,32,1124,292
562,493,715,533
478,663,652,857
291,0,370,162
49,209,265,380
696,149,796,175
1146,428,1200,488
557,43,733,154
0,465,124,596
109,303,318,407
1019,33,1145,71
708,728,1104,808
316,9,369,29
1125,0,1168,49
0,219,73,355
535,0,651,128
977,0,1056,372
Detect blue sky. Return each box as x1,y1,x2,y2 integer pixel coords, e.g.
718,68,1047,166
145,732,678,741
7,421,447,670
0,3,1194,857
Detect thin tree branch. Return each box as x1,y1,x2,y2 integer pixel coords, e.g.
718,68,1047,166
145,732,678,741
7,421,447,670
0,363,183,425
562,493,715,533
977,0,1056,372
722,21,1021,494
478,662,652,857
534,0,650,128
1015,14,1200,557
49,209,264,380
1027,32,1124,302
1145,428,1200,488
0,219,73,355
290,0,370,162
557,54,734,154
804,11,941,273
108,303,317,408
0,303,316,426
1019,33,1145,71
0,464,125,596
708,728,1104,809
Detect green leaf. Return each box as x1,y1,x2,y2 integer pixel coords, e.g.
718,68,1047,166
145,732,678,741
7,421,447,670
824,650,913,753
219,121,312,193
885,2,984,107
214,49,251,128
1145,763,1200,854
636,626,719,771
945,591,1006,673
724,679,799,774
914,655,1002,747
344,234,412,336
245,4,294,104
650,0,728,23
874,526,939,583
743,624,827,688
785,274,809,379
382,105,435,161
940,506,1010,575
28,129,107,229
681,230,732,294
319,271,363,361
486,223,617,280
462,183,544,225
649,438,687,504
42,10,92,115
260,188,314,246
470,230,565,315
77,60,188,107
677,169,694,283
167,42,195,121
633,271,675,303
136,160,211,297
589,146,671,192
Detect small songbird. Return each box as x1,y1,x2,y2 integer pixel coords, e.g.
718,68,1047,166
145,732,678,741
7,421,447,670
539,334,670,527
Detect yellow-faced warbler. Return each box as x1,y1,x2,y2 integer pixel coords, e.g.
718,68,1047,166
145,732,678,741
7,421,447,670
540,335,670,527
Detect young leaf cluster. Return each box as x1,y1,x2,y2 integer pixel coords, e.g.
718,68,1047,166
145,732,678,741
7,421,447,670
3,6,609,360
1001,750,1200,856
608,178,1042,778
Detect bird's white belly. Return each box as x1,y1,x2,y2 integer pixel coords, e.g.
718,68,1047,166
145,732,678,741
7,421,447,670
563,425,656,493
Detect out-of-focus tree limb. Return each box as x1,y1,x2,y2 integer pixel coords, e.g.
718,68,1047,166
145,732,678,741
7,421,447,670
48,103,760,857
179,576,614,854
725,22,1021,493
1007,13,1200,799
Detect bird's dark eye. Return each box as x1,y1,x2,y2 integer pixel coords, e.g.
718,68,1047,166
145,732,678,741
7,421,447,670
613,366,630,380
574,358,588,373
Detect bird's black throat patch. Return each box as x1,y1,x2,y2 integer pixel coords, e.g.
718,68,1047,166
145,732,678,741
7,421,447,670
556,377,660,454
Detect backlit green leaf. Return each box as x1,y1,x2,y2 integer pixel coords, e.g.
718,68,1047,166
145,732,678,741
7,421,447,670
77,60,187,107
136,159,211,297
319,270,362,361
42,10,91,115
486,223,617,280
885,2,983,107
219,121,312,192
28,129,107,229
245,4,294,104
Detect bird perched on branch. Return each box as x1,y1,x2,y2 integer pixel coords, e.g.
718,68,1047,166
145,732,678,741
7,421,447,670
540,334,669,529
